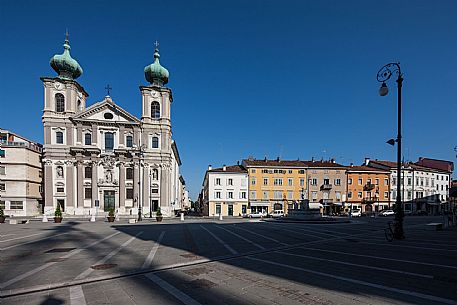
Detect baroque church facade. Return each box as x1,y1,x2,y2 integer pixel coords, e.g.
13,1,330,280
41,34,184,217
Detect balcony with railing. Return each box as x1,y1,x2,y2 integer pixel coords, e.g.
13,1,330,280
362,197,376,204
320,184,332,190
363,183,376,191
0,140,42,153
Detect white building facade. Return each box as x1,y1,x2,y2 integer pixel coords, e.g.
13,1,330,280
0,129,43,216
202,165,249,217
41,34,183,217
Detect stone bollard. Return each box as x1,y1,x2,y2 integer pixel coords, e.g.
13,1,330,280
90,215,96,222
219,214,223,221
180,212,184,221
42,215,48,223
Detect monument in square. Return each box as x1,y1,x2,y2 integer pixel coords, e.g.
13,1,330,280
287,189,322,220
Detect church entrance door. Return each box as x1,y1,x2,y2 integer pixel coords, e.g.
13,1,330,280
104,191,115,212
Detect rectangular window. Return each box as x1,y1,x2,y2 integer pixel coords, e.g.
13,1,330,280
227,192,233,199
299,170,305,174
407,177,412,186
251,169,256,173
273,191,282,199
334,178,341,186
357,192,362,198
10,201,23,210
215,178,221,185
57,187,64,193
215,191,221,199
216,204,221,215
392,178,396,185
85,188,92,199
84,167,92,179
241,179,246,187
263,178,268,185
288,178,293,186
0,183,5,191
312,191,317,200
241,192,246,199
336,192,341,200
367,178,371,185
85,133,92,145
105,132,114,151
311,178,317,185
407,191,412,200
0,166,5,175
375,178,379,185
348,192,352,199
126,135,133,148
151,188,159,194
348,178,352,185
273,178,283,186
384,178,389,186
263,191,268,199
250,191,256,199
384,192,389,198
251,177,256,185
126,168,133,180
425,178,429,187
56,132,64,144
288,170,293,174
228,178,233,186
288,191,293,199
126,188,133,199
0,200,5,209
0,149,4,158
358,178,362,185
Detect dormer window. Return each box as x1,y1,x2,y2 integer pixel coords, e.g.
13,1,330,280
126,135,133,148
85,133,92,145
151,102,160,119
55,93,65,113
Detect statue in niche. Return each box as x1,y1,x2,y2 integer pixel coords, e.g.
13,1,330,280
105,170,113,183
56,166,64,178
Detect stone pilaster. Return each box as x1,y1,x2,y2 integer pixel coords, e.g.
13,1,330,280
65,161,74,208
160,165,169,209
133,162,140,207
91,162,98,208
143,164,149,211
76,123,82,144
44,161,53,208
119,162,125,209
77,162,83,208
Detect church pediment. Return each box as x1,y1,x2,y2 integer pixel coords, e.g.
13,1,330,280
71,97,140,125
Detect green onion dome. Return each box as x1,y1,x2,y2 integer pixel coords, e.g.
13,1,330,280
144,47,169,86
50,33,83,80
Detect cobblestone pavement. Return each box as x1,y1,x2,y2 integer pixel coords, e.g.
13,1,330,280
0,216,456,305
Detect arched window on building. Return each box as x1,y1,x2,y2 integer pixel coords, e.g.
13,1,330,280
151,102,160,119
151,136,159,149
126,135,133,148
56,131,64,144
85,133,92,145
55,93,65,113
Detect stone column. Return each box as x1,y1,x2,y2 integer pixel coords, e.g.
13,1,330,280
119,162,125,209
76,123,82,144
160,165,169,210
66,125,74,146
77,161,83,208
65,161,74,209
143,164,150,213
44,161,53,208
119,126,125,146
91,162,98,208
133,162,140,207
92,124,98,145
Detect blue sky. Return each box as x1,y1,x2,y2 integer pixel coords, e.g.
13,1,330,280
1,0,456,199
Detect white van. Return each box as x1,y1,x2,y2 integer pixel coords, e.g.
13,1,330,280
271,210,284,218
351,209,362,217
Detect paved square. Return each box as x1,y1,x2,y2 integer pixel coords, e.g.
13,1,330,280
0,216,456,305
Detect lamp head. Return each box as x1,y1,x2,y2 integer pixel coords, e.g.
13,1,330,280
386,138,396,146
379,82,389,96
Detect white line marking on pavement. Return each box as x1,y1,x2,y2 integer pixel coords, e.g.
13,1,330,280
297,246,457,270
0,232,44,243
216,225,266,250
145,273,202,305
70,285,87,305
199,225,238,255
353,240,457,253
0,233,69,251
0,231,120,289
234,225,289,246
262,224,326,240
247,257,457,305
277,251,433,279
141,231,165,269
75,231,143,280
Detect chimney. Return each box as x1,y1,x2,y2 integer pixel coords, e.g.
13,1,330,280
364,158,370,166
223,164,226,171
237,160,240,165
208,165,212,170
350,163,353,167
276,156,280,162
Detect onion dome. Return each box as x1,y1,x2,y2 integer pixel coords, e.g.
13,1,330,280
144,45,169,86
49,32,83,80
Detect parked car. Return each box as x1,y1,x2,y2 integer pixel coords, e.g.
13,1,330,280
248,211,267,218
416,210,429,216
351,209,362,217
270,210,284,218
379,210,395,216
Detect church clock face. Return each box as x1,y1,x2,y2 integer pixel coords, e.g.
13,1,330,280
54,82,63,90
150,91,159,97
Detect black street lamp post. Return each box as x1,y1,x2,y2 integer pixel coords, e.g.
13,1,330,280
377,62,405,240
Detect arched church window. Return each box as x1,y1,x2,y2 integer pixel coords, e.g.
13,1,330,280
55,93,65,113
126,135,133,148
56,131,63,144
152,136,159,149
85,133,92,145
151,102,160,119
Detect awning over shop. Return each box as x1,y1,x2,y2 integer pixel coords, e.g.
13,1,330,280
309,202,323,209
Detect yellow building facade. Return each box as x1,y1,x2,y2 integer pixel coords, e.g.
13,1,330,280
242,159,307,214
